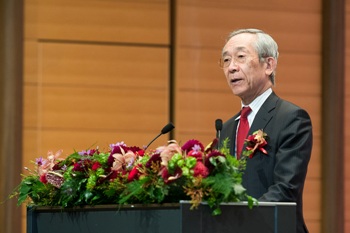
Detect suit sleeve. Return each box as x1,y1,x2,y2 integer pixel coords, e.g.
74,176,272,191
259,106,312,202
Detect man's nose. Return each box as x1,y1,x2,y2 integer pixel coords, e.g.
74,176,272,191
228,59,239,72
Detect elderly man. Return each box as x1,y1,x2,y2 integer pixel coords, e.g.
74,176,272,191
219,28,312,233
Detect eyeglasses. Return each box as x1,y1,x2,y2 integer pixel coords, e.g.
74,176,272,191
218,55,249,68
219,55,261,68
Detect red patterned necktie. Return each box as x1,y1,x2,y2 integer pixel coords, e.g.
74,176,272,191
236,106,252,159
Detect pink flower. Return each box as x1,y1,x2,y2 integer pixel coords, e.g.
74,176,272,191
158,140,182,167
36,150,63,176
108,143,129,166
78,149,99,156
181,139,204,153
111,149,136,172
46,150,63,169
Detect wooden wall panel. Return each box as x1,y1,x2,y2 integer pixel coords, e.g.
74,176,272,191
22,129,169,168
25,0,169,44
176,50,320,96
24,42,169,124
38,43,169,88
276,54,321,95
176,3,319,54
176,91,238,142
23,42,169,153
303,179,321,220
176,49,227,91
175,0,320,12
175,1,321,232
24,41,39,83
39,86,167,130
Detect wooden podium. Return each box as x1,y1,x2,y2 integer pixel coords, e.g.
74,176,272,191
27,201,296,233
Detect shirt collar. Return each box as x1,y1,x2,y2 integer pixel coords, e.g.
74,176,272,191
236,88,273,120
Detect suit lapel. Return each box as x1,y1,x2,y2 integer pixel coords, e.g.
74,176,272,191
241,92,278,157
249,92,278,134
222,92,279,157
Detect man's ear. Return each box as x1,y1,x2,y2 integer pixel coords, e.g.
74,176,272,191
265,57,277,76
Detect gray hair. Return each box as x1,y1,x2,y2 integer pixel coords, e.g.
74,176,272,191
225,29,279,85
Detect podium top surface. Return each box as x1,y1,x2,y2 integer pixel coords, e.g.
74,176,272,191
180,201,297,206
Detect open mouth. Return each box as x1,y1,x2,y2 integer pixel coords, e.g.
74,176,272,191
231,78,243,84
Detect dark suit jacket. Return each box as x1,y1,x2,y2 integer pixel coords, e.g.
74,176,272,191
220,92,312,233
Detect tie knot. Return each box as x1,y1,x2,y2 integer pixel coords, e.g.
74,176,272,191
240,106,252,118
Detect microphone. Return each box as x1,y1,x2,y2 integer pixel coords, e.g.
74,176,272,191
145,122,175,150
215,119,223,141
161,122,175,135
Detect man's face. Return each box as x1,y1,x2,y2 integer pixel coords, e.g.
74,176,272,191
221,33,273,104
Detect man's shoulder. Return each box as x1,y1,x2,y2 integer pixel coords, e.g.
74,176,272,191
271,96,311,122
277,98,302,110
268,92,306,112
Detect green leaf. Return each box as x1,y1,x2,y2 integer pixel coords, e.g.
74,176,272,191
233,184,246,195
84,191,94,203
217,156,226,164
212,207,222,216
19,183,31,195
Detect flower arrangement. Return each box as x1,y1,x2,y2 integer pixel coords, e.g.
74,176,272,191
13,138,257,215
242,130,268,159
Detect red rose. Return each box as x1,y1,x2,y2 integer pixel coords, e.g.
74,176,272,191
127,166,140,182
188,150,203,161
193,162,209,178
137,150,145,156
92,162,101,171
40,174,48,184
73,162,83,171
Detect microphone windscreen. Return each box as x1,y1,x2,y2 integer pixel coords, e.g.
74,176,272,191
161,122,175,134
215,119,223,131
